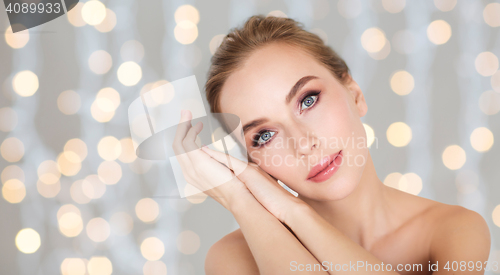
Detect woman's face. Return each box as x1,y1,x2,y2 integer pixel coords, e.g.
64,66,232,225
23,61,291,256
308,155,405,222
219,43,369,201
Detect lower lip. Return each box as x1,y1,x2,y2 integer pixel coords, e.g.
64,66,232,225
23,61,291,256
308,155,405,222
307,151,343,183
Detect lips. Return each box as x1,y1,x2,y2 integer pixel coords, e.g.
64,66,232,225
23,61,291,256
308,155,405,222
307,150,342,180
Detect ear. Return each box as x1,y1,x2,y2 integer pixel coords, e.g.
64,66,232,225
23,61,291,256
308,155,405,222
344,74,368,118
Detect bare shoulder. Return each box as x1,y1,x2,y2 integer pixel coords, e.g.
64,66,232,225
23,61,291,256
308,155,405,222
205,229,259,275
429,203,491,264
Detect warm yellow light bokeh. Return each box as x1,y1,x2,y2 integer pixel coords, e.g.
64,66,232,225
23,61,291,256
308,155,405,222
97,160,122,185
390,70,414,95
141,237,165,261
81,0,106,25
135,198,160,223
57,152,82,176
57,90,81,115
363,123,375,148
86,217,110,242
98,136,122,161
120,40,145,63
267,10,287,18
442,145,466,170
475,51,499,77
381,0,406,13
58,211,84,237
64,138,88,163
95,8,117,33
87,257,112,275
117,61,142,86
470,127,494,152
483,3,500,27
361,27,386,53
15,228,41,254
38,160,61,184
1,137,24,162
37,179,61,198
434,0,457,11
2,178,26,203
88,50,112,75
67,2,86,27
1,165,24,184
478,90,500,115
91,100,115,123
61,258,86,275
174,20,198,45
13,70,39,97
386,122,412,147
143,261,167,275
427,20,452,45
96,87,120,112
176,230,200,255
175,5,200,24
493,205,500,228
118,138,137,163
5,26,29,49
209,34,225,55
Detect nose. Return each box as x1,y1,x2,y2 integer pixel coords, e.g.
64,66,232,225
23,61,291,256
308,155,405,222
287,126,320,157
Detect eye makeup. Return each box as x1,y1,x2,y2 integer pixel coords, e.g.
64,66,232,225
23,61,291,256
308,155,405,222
250,90,322,148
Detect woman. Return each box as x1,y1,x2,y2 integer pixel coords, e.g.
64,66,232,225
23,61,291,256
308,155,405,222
172,15,491,274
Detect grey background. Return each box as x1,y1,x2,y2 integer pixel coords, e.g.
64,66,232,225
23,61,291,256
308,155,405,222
0,0,499,274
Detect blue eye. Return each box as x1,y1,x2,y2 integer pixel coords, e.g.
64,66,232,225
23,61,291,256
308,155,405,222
253,130,276,147
301,94,318,111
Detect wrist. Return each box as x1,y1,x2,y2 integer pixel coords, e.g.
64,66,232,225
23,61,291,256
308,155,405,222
283,198,314,226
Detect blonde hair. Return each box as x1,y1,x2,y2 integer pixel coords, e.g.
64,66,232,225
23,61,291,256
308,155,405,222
205,15,351,113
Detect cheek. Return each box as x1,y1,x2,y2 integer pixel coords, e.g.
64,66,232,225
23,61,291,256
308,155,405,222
247,148,293,177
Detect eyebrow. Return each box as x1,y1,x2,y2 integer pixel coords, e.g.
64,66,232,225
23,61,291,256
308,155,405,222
242,75,319,135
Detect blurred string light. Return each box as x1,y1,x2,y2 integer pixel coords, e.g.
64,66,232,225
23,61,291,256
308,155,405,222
71,179,92,204
57,204,84,237
15,228,41,254
2,178,26,203
91,87,120,122
1,137,24,162
177,230,200,255
381,0,406,13
267,10,287,18
493,204,500,228
117,61,142,86
442,145,466,170
363,123,375,148
98,136,122,161
209,34,225,55
4,26,29,49
60,258,87,275
475,51,499,77
67,2,86,27
86,217,110,242
483,3,500,27
81,0,106,26
95,8,117,33
12,70,39,97
140,237,165,261
427,19,452,45
361,27,386,53
88,50,112,75
37,160,61,184
390,70,414,95
470,127,494,152
1,165,24,183
64,138,88,162
383,172,423,195
0,107,18,132
87,257,113,275
135,198,160,223
174,5,199,44
37,179,61,198
57,151,82,176
57,90,81,115
143,261,167,275
97,160,122,185
433,0,457,12
478,90,500,115
118,138,137,163
491,70,500,92
386,122,412,147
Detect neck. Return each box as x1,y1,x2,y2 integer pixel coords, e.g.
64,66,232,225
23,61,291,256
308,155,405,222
299,151,398,250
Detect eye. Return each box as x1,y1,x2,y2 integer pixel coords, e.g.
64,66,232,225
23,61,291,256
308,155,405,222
253,130,276,147
301,94,318,111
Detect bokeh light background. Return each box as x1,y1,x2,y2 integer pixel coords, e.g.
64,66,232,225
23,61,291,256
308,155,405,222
1,0,500,274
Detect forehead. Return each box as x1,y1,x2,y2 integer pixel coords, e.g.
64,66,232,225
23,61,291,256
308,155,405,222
219,43,332,120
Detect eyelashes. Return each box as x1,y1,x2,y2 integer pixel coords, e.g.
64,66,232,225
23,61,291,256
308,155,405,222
251,90,321,148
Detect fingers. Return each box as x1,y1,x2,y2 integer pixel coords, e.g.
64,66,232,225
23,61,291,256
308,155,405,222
183,121,203,152
172,110,192,155
201,145,249,175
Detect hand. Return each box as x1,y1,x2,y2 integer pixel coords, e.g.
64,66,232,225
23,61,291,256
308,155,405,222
200,145,306,223
172,110,253,210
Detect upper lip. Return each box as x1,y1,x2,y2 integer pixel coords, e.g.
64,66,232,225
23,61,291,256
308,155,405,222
307,150,342,179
